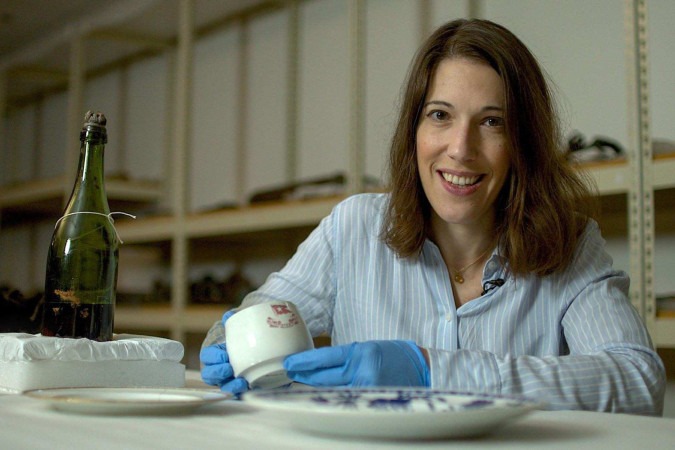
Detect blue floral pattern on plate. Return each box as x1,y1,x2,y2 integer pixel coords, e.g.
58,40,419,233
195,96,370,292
249,388,532,412
244,388,540,439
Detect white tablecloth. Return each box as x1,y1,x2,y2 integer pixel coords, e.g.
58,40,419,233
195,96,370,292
1,371,673,450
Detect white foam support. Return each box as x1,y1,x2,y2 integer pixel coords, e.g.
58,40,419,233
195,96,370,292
0,333,186,393
0,360,185,393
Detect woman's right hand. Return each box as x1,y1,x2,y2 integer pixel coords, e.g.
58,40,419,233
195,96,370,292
200,310,249,395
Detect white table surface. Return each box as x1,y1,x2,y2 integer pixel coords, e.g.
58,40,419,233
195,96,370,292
1,371,673,450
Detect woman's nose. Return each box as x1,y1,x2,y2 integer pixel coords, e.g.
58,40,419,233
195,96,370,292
446,123,477,161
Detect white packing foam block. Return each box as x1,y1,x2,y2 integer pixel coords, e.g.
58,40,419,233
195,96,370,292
0,333,186,393
0,360,185,393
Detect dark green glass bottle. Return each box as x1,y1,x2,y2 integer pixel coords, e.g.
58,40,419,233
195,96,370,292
41,111,118,341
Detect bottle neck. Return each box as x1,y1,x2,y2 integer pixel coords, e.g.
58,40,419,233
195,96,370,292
79,139,106,182
66,135,110,214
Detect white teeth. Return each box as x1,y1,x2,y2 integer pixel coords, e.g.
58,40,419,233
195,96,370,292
441,173,480,186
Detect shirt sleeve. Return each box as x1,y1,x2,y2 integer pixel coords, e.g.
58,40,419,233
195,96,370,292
427,223,666,416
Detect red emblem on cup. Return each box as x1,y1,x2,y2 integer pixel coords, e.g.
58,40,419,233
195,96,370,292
267,304,300,328
271,304,292,315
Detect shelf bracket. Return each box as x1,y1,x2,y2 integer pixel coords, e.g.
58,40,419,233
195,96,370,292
625,0,655,327
347,0,365,195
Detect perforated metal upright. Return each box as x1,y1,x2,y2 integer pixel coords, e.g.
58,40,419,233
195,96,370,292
625,0,655,331
347,0,366,196
170,0,195,344
0,70,5,232
286,0,300,187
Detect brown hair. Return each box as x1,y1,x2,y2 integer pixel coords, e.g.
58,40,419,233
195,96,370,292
382,18,598,276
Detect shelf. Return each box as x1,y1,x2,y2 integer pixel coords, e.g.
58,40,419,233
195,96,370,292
653,153,675,190
0,176,163,226
115,305,174,331
3,0,673,364
655,318,675,348
186,196,341,238
115,195,343,245
0,175,163,205
116,214,174,243
115,304,222,333
116,304,675,347
2,0,280,107
579,159,630,195
110,155,673,245
576,152,675,195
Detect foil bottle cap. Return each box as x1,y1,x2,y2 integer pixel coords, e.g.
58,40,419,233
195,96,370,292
83,110,107,128
80,110,107,142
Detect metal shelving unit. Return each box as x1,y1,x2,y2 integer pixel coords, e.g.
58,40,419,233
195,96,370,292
1,0,673,350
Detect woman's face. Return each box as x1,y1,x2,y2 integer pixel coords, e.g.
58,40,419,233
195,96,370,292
416,57,510,231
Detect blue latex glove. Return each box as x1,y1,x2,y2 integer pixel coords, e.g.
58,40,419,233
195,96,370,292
200,310,249,395
283,340,430,387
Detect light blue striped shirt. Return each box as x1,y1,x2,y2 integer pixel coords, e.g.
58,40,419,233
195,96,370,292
239,193,665,415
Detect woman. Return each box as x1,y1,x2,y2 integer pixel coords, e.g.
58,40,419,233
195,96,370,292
201,18,665,415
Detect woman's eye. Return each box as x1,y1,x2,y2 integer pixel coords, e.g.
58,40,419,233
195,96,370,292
428,110,449,121
484,117,504,127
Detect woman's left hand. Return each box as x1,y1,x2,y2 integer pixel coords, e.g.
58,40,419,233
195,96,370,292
283,340,430,387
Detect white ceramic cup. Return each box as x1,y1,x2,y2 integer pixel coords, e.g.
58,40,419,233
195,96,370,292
225,301,314,389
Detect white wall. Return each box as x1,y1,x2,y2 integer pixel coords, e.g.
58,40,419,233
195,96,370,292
1,0,674,297
244,9,291,202
38,92,68,179
364,0,420,180
649,0,675,142
483,0,628,146
297,0,350,180
5,104,37,184
123,53,168,181
189,25,241,210
84,70,123,174
649,0,675,296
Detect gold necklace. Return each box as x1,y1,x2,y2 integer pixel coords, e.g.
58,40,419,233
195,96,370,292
449,247,491,284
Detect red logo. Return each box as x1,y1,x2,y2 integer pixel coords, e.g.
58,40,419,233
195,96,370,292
267,303,299,328
271,304,292,315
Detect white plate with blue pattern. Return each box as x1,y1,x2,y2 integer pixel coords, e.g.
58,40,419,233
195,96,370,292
244,387,540,439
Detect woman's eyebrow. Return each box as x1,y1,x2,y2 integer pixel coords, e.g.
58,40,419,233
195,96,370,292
423,100,453,109
423,100,504,113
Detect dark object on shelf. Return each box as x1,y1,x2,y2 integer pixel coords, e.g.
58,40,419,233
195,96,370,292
653,138,675,156
222,271,256,306
566,131,625,163
190,271,256,306
191,275,226,304
0,285,44,334
249,172,381,204
657,293,675,317
148,279,172,304
194,201,238,213
116,279,171,306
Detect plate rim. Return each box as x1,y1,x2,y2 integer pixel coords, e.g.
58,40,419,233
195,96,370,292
244,387,541,416
244,387,541,439
24,386,232,407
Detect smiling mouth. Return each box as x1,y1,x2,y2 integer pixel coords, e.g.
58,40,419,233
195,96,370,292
441,172,482,186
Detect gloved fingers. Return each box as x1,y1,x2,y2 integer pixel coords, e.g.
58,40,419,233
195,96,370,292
220,377,249,395
286,340,430,388
222,309,237,325
200,344,229,365
283,344,352,371
286,365,352,387
201,362,235,385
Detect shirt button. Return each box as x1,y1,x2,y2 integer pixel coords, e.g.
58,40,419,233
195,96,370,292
445,313,453,322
